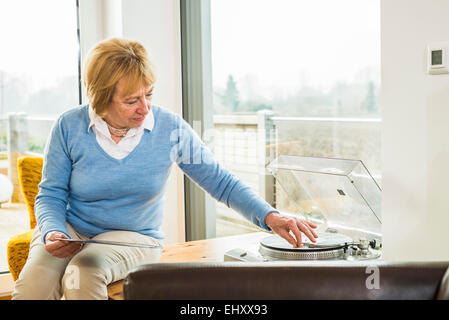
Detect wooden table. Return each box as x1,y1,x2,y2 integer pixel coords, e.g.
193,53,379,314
107,231,269,300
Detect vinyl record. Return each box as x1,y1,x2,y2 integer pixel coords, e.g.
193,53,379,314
260,232,353,251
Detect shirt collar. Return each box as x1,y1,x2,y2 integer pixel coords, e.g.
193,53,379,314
87,105,154,133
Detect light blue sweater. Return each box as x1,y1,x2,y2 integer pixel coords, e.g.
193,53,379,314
35,105,277,243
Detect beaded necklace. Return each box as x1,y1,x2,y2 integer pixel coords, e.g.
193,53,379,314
106,122,130,138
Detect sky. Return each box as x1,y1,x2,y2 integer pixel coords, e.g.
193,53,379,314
210,0,380,99
0,0,380,100
0,0,78,93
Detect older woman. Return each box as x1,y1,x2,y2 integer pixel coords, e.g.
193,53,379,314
12,38,317,300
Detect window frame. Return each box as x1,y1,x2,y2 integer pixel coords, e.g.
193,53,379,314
180,0,216,241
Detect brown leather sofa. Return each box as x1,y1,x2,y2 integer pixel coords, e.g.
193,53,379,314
123,261,449,300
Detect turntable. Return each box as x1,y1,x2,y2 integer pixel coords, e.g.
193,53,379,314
225,155,382,262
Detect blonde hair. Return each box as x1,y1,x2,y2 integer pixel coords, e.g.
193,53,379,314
83,38,156,116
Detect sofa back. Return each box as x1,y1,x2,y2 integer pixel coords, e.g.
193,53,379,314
123,261,449,300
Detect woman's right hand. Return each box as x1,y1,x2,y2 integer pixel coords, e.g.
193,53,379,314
44,231,83,258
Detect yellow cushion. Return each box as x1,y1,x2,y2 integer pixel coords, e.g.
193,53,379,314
17,156,43,230
7,230,34,281
7,156,43,281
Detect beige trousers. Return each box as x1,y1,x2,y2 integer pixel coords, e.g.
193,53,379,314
11,223,162,300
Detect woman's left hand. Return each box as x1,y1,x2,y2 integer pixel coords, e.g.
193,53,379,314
265,212,318,248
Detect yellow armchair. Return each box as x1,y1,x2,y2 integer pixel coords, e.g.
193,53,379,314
7,156,43,281
6,155,117,299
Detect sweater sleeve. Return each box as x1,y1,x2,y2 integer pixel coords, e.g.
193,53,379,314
34,116,72,243
172,115,278,231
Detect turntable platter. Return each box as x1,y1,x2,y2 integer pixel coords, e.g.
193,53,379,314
259,232,353,260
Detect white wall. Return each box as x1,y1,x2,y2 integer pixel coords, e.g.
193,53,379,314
381,0,449,260
79,0,185,244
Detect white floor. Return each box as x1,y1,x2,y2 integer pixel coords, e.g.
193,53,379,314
0,202,29,274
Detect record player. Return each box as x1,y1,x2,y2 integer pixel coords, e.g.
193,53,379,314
225,155,382,262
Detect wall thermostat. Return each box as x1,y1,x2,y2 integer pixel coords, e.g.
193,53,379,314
428,42,449,75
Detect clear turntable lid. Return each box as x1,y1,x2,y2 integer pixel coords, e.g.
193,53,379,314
267,155,381,240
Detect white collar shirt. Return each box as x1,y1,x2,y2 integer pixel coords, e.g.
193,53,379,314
87,105,154,160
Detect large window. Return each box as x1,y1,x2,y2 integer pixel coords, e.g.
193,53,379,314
0,0,80,153
208,0,381,237
0,0,80,273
